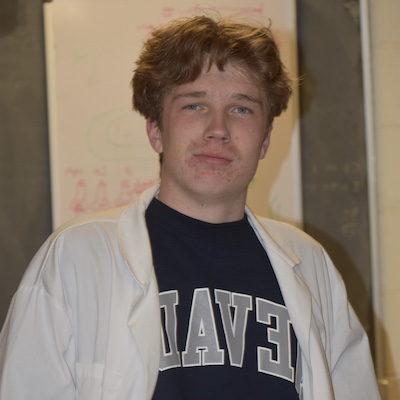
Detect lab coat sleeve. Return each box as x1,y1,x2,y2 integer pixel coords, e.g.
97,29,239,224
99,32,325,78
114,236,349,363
0,239,76,399
324,252,381,399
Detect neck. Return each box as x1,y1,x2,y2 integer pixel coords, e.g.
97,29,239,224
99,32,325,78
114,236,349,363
157,185,247,224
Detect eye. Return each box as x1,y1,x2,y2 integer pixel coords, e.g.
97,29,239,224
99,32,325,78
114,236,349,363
184,104,200,111
234,106,250,114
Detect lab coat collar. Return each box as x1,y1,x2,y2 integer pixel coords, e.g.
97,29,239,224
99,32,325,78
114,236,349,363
246,208,334,398
119,186,162,397
118,185,160,287
245,208,313,370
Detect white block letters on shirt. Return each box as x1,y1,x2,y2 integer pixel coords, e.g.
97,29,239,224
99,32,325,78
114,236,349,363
256,298,295,382
182,288,225,367
159,287,294,382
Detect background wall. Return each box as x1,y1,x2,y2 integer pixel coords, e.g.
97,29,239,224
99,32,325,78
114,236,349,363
369,0,400,398
1,0,398,398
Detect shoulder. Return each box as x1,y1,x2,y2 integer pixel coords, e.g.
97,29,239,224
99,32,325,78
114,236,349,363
251,214,338,285
255,215,324,254
51,185,158,245
54,205,129,237
53,204,138,263
21,206,131,285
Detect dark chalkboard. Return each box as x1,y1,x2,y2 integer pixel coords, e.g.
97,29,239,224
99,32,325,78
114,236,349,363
0,0,52,329
297,0,374,349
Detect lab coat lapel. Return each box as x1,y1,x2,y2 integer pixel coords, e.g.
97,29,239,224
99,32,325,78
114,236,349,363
270,251,333,399
246,211,313,368
247,211,335,399
119,187,161,398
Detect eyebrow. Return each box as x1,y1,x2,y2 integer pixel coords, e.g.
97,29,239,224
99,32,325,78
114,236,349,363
233,93,263,106
172,91,207,101
173,91,263,105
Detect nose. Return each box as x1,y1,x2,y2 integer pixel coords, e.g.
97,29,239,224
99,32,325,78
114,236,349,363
203,111,230,142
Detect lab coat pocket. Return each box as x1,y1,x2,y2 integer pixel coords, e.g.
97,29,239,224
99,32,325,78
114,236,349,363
75,363,122,400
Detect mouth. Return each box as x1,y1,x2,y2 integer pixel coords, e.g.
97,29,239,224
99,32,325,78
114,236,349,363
194,152,233,166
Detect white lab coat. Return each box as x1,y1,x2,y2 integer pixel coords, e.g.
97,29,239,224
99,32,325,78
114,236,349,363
0,186,381,399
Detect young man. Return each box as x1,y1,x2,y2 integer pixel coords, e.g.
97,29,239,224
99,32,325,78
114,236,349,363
0,15,380,399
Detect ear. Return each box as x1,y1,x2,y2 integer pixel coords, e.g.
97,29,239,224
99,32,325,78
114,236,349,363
146,119,163,154
259,125,272,160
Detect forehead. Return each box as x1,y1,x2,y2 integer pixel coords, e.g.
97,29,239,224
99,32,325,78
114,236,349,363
167,62,266,102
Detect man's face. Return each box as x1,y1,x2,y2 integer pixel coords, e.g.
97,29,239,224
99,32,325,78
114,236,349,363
147,62,271,210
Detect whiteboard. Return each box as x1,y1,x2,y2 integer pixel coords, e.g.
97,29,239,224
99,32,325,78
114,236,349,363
44,0,301,228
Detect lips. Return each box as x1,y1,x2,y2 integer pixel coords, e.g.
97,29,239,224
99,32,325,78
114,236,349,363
194,152,233,165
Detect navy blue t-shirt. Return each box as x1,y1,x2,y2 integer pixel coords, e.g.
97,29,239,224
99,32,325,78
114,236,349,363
146,198,299,399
